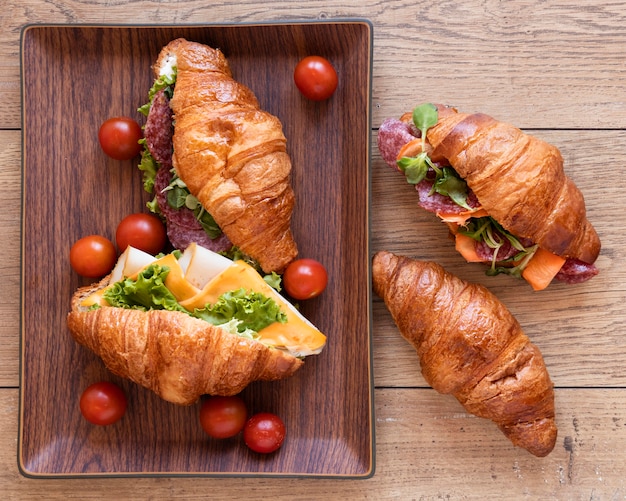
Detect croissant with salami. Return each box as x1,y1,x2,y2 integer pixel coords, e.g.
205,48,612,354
141,38,297,273
372,250,557,457
377,103,601,290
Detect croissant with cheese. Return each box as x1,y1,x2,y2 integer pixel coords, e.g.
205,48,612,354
67,245,326,405
377,103,601,290
372,250,557,457
153,38,298,273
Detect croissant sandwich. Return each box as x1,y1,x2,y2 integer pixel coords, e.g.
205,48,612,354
372,250,557,457
67,243,326,405
138,38,298,273
378,103,601,290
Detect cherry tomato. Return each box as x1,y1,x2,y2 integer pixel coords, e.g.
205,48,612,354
293,56,338,101
98,116,143,160
115,213,167,254
199,396,248,439
79,381,127,426
70,235,117,278
243,412,286,454
283,258,328,300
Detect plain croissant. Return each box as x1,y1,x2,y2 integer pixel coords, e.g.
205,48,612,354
413,104,600,264
372,250,557,457
157,38,298,273
67,277,303,405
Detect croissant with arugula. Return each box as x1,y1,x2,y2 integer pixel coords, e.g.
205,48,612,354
372,250,557,457
377,103,601,290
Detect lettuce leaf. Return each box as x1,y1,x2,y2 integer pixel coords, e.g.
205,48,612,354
192,288,287,333
103,264,187,313
137,141,159,195
137,70,177,117
102,265,286,336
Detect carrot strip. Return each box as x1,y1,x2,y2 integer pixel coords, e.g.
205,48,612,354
396,138,424,160
437,207,489,226
454,233,485,263
522,247,566,291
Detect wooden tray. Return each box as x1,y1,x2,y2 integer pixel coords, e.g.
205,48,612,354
19,21,374,477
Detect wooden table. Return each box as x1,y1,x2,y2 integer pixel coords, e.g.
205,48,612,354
2,0,625,498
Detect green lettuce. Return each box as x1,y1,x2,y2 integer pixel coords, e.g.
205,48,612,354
103,264,187,312
137,142,159,195
102,264,286,337
137,70,177,117
192,288,287,334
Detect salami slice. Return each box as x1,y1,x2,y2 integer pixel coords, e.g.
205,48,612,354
144,90,232,253
144,89,174,168
378,118,418,167
555,258,599,284
154,165,232,253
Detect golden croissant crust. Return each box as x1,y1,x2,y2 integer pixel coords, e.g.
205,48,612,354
67,277,303,405
372,250,557,457
402,104,600,264
158,38,298,273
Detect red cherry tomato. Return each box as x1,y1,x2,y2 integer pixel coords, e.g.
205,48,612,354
79,381,127,426
199,396,248,439
98,116,143,160
115,213,167,254
243,412,286,454
294,56,338,101
70,235,117,278
283,258,328,300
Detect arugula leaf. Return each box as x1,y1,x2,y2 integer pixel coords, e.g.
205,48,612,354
193,205,222,239
461,217,494,241
397,152,430,184
166,183,188,209
433,167,471,210
458,217,539,277
412,102,438,143
160,171,223,239
413,102,439,158
397,103,439,185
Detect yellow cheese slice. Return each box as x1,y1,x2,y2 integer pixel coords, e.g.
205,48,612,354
81,249,199,306
180,260,326,356
152,253,200,302
80,288,108,308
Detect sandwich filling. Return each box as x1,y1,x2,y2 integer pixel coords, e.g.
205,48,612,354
137,59,235,255
82,243,326,358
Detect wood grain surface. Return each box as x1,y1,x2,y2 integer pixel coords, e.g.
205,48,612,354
19,23,373,477
2,0,626,498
